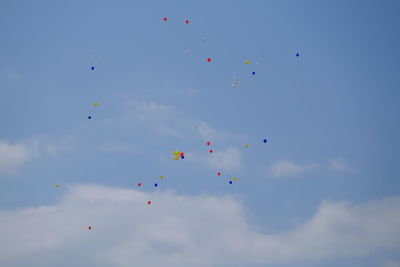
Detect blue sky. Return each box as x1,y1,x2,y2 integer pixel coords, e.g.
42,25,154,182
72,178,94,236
0,1,400,266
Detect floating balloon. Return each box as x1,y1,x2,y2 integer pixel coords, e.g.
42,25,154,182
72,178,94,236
229,181,233,184
163,17,168,21
181,156,185,159
160,175,164,179
55,184,59,188
185,19,189,24
147,201,152,205
296,53,300,57
263,139,267,143
180,152,184,157
207,58,211,62
217,172,221,176
184,50,189,56
231,82,238,88
245,144,249,148
91,66,95,70
232,177,237,181
88,116,92,119
209,149,213,153
154,183,158,187
91,55,97,59
245,60,250,64
173,150,180,156
252,72,256,75
206,141,211,146
173,155,179,160
88,226,92,230
93,102,99,107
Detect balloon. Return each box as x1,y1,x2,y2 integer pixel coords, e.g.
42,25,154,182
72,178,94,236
229,181,233,184
55,184,59,188
163,17,168,21
93,102,99,107
159,175,164,179
154,183,158,187
231,82,238,88
91,55,97,59
88,226,92,230
173,150,180,156
245,144,249,148
217,172,221,176
252,72,256,75
296,53,300,57
209,149,213,153
180,152,184,157
137,183,142,187
263,139,267,143
245,60,250,64
91,66,95,70
181,156,185,159
232,177,237,181
185,19,189,24
207,58,211,62
147,201,152,205
206,141,211,146
88,116,92,119
173,155,179,160
184,50,189,56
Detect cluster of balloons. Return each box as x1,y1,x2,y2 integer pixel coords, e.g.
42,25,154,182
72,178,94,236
171,150,185,160
88,101,100,120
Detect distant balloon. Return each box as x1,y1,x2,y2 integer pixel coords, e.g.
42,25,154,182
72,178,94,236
209,149,213,153
91,66,95,70
159,175,164,179
173,150,180,156
147,201,152,205
93,102,99,107
296,53,300,57
173,155,179,160
91,55,97,59
184,50,189,56
181,156,185,159
185,19,189,24
245,144,249,148
206,141,211,146
180,152,184,157
231,82,238,88
229,181,233,184
207,58,211,62
154,183,158,187
163,17,168,21
217,172,221,176
245,60,250,64
252,72,256,75
55,184,59,188
88,226,92,230
232,177,237,181
137,183,142,187
88,116,92,119
263,139,267,143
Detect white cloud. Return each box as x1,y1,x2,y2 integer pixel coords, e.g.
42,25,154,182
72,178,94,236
270,160,318,178
188,146,243,172
328,158,354,173
0,140,38,175
0,184,399,267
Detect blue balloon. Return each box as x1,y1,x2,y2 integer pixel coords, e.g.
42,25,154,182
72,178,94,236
181,156,185,159
91,66,95,70
154,183,158,187
263,139,267,143
296,53,300,57
88,116,92,119
229,181,233,184
252,71,256,75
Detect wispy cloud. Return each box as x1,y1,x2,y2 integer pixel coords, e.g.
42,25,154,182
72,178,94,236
0,184,399,266
270,160,318,178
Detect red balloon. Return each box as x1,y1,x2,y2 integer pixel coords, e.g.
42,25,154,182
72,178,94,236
206,141,211,146
88,226,92,230
207,58,211,62
209,149,213,153
217,172,221,176
163,17,168,21
180,152,184,157
147,201,152,205
185,20,189,24
137,183,141,187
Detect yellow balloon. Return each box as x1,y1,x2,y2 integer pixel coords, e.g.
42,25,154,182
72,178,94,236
232,177,237,181
245,60,250,64
245,144,249,148
173,155,179,160
172,150,180,156
55,184,59,188
160,175,164,179
93,102,99,107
